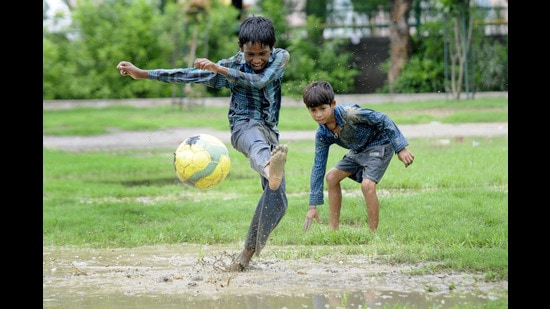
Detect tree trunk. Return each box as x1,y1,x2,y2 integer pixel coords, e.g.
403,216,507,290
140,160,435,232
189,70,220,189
388,0,412,93
447,3,474,100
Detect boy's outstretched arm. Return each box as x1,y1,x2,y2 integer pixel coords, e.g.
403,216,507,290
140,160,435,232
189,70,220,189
116,61,148,80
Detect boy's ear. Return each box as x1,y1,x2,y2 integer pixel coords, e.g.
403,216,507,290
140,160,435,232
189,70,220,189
331,100,336,107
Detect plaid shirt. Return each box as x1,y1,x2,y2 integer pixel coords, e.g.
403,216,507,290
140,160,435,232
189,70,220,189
308,104,409,205
148,48,290,133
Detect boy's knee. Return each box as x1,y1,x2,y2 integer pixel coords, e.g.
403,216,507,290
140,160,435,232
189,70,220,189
325,171,337,185
325,170,345,186
361,178,376,192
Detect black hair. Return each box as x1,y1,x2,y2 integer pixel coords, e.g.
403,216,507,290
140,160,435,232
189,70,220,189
302,81,335,108
238,16,276,48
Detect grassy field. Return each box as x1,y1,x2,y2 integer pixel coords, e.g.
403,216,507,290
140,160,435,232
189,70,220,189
43,97,508,284
43,97,507,136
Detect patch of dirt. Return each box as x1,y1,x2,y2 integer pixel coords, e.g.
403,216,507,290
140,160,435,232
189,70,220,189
43,244,507,305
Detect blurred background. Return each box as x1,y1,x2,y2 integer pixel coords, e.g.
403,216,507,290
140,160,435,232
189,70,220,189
43,0,508,100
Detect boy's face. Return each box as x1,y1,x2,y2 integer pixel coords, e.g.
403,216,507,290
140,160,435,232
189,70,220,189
307,102,335,125
241,42,272,72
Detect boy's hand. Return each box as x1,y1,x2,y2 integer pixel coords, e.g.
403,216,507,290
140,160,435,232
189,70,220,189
303,206,321,231
193,58,215,70
397,148,415,168
116,61,147,80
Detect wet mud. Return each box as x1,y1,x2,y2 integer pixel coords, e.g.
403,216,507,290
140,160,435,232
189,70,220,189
43,244,507,308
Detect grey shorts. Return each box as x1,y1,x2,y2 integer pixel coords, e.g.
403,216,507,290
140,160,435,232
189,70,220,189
230,119,279,175
335,143,394,184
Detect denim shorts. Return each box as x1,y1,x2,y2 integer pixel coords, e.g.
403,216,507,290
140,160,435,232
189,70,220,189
335,143,394,184
230,119,279,175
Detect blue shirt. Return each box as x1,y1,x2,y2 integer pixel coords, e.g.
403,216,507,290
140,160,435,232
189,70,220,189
148,48,290,133
308,104,409,206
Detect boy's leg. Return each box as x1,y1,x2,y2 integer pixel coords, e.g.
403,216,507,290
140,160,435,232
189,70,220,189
231,120,282,180
356,143,393,231
230,180,288,271
361,179,379,231
325,168,352,231
229,247,256,271
328,185,342,230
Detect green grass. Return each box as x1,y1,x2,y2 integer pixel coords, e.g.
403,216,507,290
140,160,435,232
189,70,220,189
43,97,508,298
43,137,507,276
43,97,507,136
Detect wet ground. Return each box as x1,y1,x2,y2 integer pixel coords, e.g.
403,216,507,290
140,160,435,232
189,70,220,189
43,244,507,308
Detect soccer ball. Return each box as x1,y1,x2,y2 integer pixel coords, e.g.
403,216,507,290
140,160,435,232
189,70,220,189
173,134,231,189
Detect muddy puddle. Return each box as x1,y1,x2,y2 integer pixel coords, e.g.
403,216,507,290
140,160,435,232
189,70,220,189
43,244,507,308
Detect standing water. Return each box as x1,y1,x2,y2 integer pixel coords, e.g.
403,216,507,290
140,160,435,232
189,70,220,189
43,244,507,308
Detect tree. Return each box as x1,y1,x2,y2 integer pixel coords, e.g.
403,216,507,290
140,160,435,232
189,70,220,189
348,0,413,93
388,0,413,93
42,0,363,99
350,0,389,39
439,0,479,99
305,0,328,22
42,0,240,100
283,14,360,95
379,0,507,96
178,0,211,108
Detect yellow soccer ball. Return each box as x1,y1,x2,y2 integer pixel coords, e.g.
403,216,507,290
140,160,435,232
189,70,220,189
173,134,231,189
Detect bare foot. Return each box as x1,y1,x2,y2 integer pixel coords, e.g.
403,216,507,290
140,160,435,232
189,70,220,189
229,248,255,272
268,144,288,190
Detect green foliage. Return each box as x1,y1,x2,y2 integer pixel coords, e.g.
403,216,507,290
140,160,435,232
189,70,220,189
43,37,69,100
200,6,241,59
43,20,80,100
380,55,446,93
379,17,448,94
284,15,360,96
167,1,241,98
253,0,292,49
43,0,506,99
42,0,239,100
48,0,171,99
43,0,361,100
475,37,508,91
379,3,507,94
305,0,328,21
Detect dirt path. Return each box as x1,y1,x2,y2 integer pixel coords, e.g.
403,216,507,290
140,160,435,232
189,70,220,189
42,122,507,152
